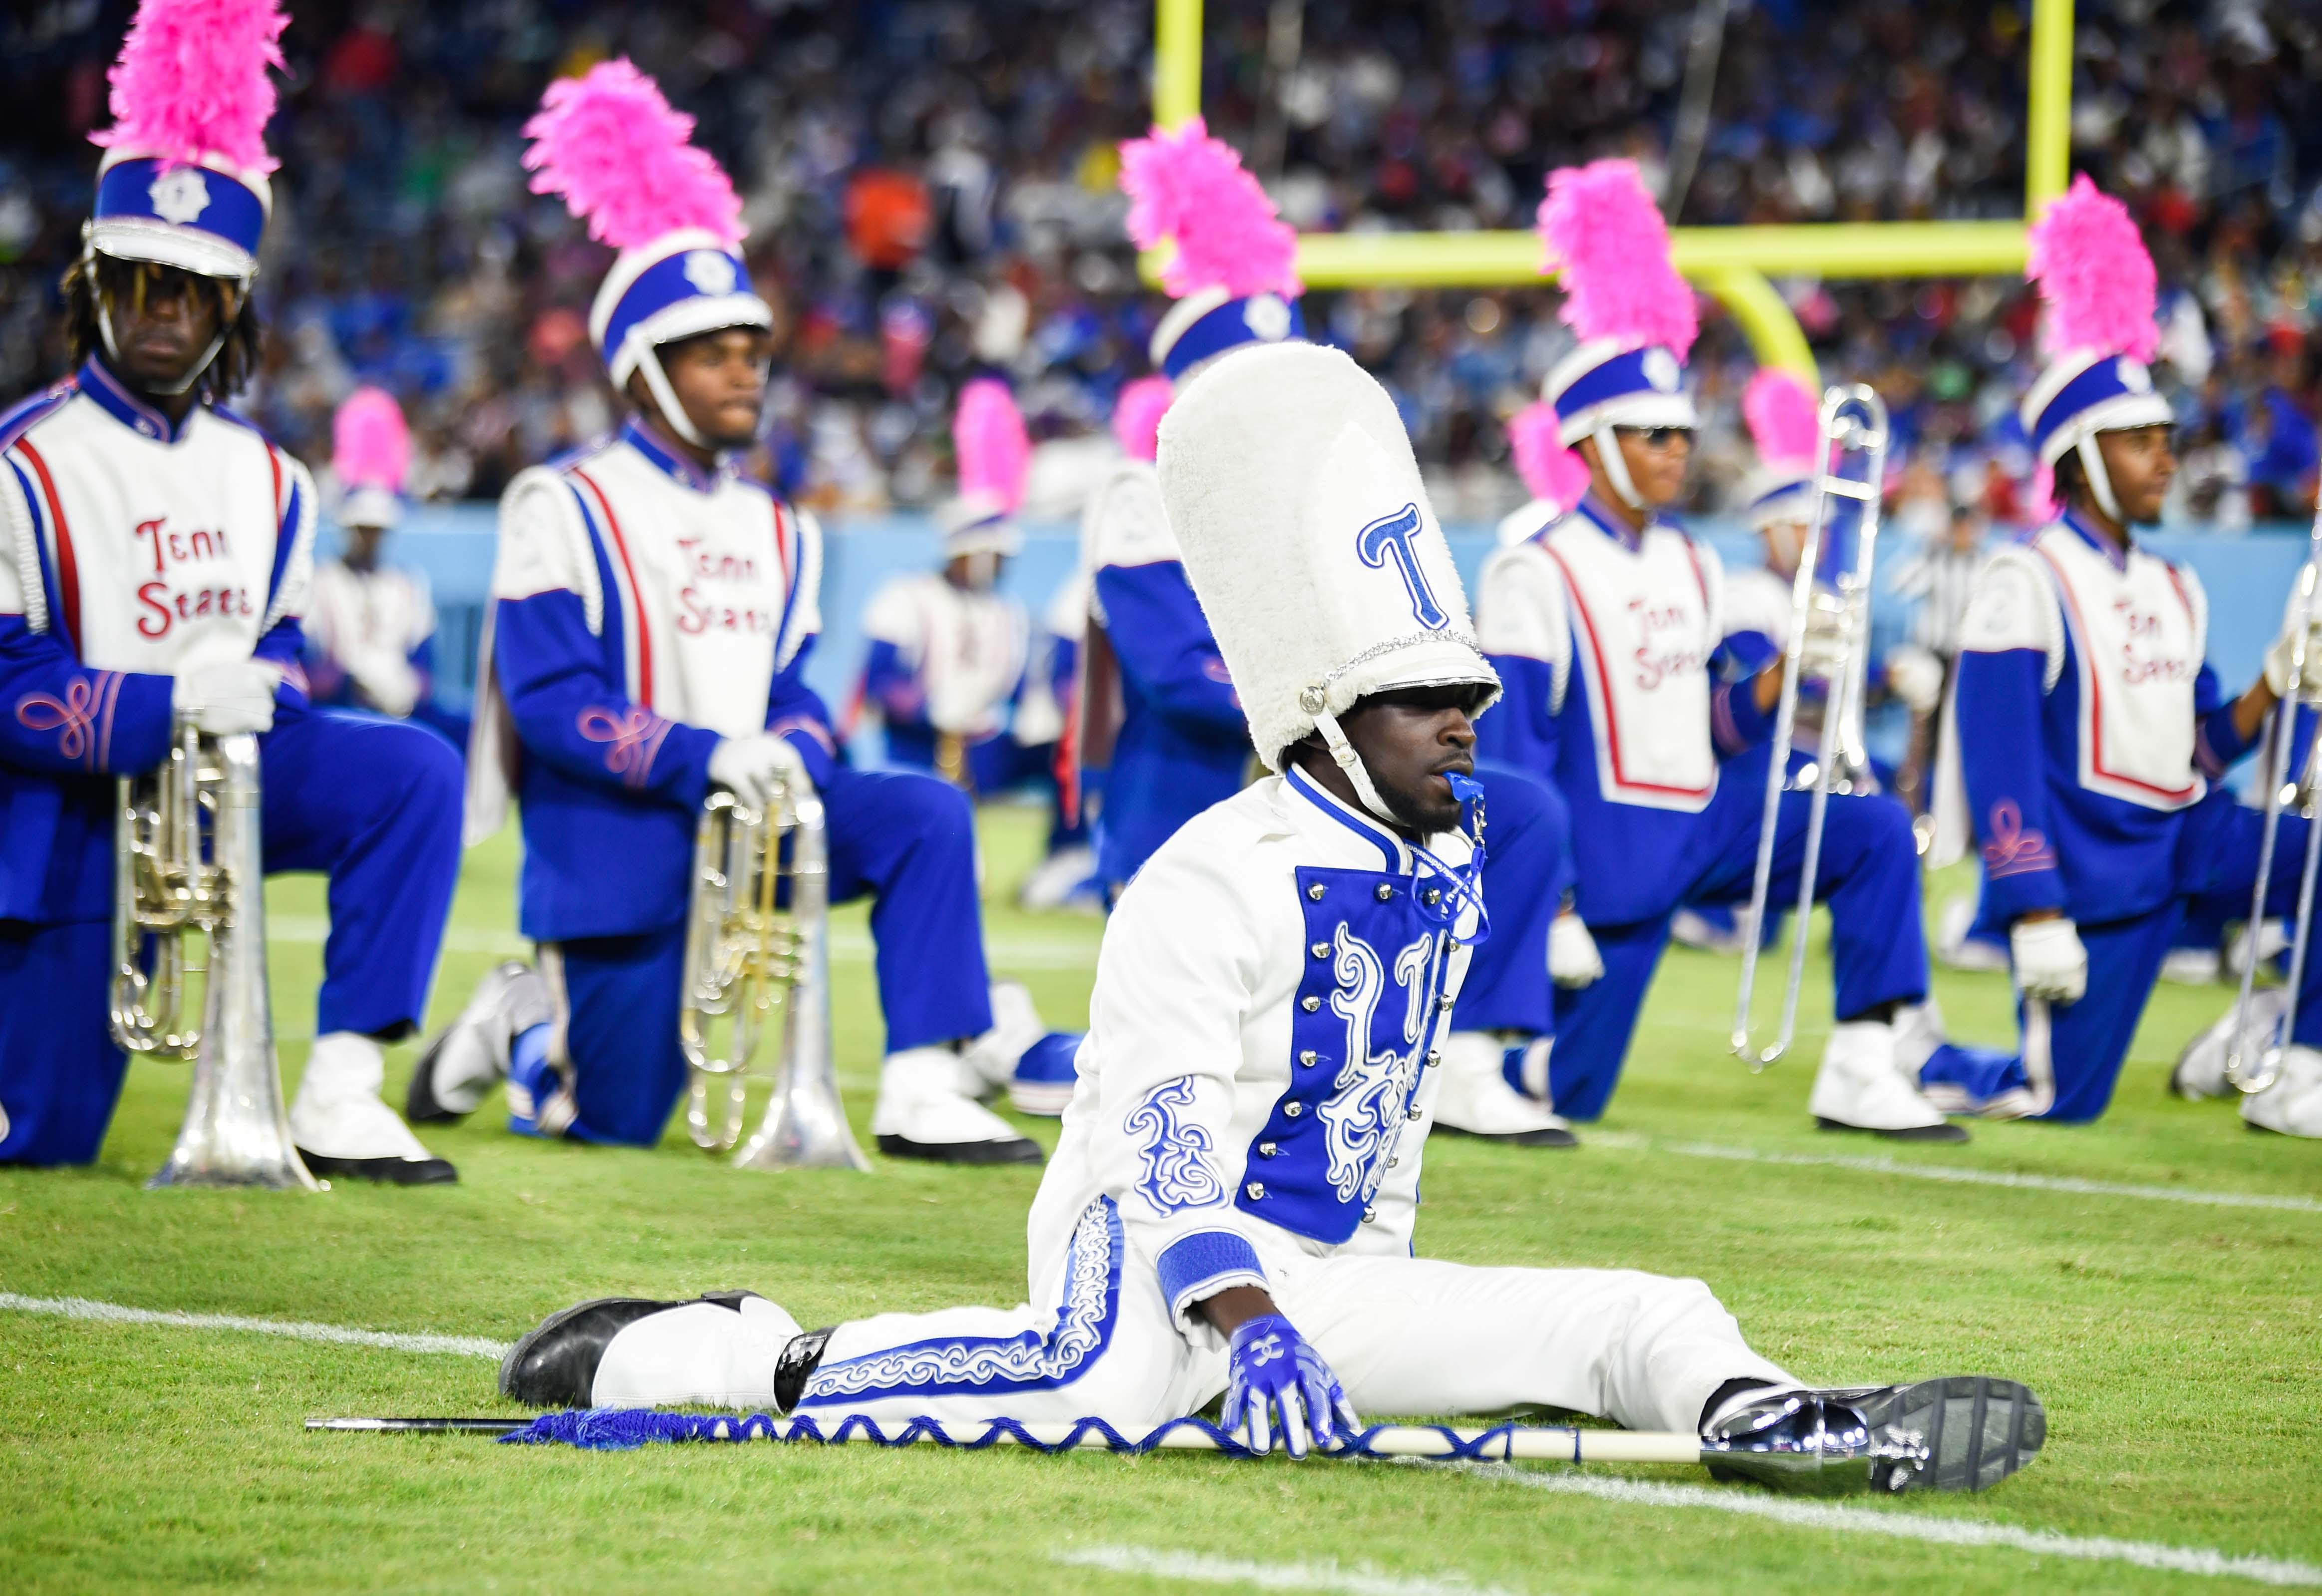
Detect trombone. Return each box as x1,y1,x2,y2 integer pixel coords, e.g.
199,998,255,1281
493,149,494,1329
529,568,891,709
2223,505,2322,1094
678,780,871,1171
1732,385,1891,1069
114,717,316,1190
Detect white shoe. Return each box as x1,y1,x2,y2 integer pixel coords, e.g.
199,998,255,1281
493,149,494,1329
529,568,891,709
2170,991,2285,1101
593,1294,806,1409
1431,1032,1577,1146
2160,948,2222,986
2242,1044,2322,1137
1669,907,1749,956
2228,920,2293,978
1808,1021,1967,1140
1935,896,2010,973
872,1046,1043,1165
1017,844,1103,914
407,961,550,1121
291,1032,457,1183
958,980,1047,1096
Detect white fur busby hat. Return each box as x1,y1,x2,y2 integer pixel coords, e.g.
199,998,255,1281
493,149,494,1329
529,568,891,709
1158,341,1498,788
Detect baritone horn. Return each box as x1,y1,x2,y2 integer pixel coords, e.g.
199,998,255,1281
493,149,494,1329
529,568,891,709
679,779,871,1170
2223,504,2322,1094
1733,384,1891,1070
113,716,317,1190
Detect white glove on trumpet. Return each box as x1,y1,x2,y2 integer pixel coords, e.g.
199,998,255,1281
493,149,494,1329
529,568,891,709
2010,916,2087,1005
171,659,282,736
1548,911,1604,989
708,732,812,810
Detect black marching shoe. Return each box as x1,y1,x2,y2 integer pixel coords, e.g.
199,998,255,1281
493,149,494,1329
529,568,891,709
500,1291,767,1408
875,1133,1043,1165
1702,1376,2043,1495
296,1148,457,1186
408,961,551,1123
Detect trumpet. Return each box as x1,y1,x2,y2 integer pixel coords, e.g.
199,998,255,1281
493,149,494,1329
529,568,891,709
113,717,316,1190
1732,385,1891,1069
2223,506,2322,1094
678,779,871,1171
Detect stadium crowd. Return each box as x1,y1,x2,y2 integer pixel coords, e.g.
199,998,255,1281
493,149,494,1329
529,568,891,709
1,0,2319,529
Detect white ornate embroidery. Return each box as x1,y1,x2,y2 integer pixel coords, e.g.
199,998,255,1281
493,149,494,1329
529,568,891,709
800,1199,1119,1400
1127,1076,1225,1212
1317,924,1431,1204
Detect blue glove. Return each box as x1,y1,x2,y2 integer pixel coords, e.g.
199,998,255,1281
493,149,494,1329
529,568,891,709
1219,1313,1360,1459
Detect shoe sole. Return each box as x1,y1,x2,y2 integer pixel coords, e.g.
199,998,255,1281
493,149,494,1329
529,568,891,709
404,1038,458,1124
876,1134,1043,1166
1006,1084,1074,1117
1433,1124,1579,1148
296,1150,458,1186
1814,1117,1970,1143
1858,1376,2045,1493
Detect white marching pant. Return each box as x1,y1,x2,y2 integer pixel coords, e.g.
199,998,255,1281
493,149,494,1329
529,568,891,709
792,1199,1791,1437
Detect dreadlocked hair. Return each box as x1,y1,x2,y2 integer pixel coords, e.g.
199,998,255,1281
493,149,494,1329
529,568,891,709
59,255,264,404
2051,448,2090,508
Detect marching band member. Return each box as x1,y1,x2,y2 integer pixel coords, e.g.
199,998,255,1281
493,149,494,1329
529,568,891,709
1098,122,1577,1144
0,0,461,1180
494,341,2043,1500
1922,179,2322,1134
413,62,1048,1164
1475,160,1960,1139
305,387,469,749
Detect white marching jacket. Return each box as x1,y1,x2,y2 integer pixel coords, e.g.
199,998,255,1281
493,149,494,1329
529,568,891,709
860,570,1029,738
1024,767,1478,1350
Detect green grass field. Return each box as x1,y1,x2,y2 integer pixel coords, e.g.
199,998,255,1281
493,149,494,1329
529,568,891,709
5,806,2320,1594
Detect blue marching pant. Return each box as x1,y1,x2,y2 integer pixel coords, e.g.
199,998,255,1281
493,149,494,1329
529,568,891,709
1455,761,1572,1039
1924,797,2322,1122
0,709,463,1165
542,763,997,1147
1549,781,1928,1122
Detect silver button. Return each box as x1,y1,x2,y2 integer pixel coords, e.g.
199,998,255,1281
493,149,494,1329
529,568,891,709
1375,883,1394,901
1438,995,1454,1011
1388,1155,1400,1168
1425,1050,1441,1067
1299,1050,1317,1066
1284,1101,1304,1118
1425,889,1441,905
1361,1206,1377,1223
1258,1142,1277,1157
1301,995,1320,1013
1311,942,1330,959
1246,1181,1265,1200
1307,883,1326,900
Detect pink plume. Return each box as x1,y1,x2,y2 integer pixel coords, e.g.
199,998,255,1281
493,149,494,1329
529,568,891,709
954,379,1030,512
1537,159,1697,357
522,60,744,249
1742,370,1822,470
1119,118,1302,300
2025,463,2059,525
332,386,411,494
1507,402,1590,508
1111,376,1174,464
92,0,289,175
2026,175,2158,363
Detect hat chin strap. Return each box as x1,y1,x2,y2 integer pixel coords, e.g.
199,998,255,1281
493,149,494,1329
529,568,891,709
634,344,709,450
2073,432,2123,524
1593,424,1645,510
1311,702,1405,828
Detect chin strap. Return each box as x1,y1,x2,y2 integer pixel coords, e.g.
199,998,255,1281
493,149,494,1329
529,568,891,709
634,343,709,450
1593,423,1645,510
1303,684,1402,826
2074,432,2123,524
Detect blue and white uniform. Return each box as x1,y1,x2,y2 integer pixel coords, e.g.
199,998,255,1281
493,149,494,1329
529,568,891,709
1476,494,1931,1121
859,570,1044,792
0,363,461,1163
470,420,995,1145
1923,512,2310,1120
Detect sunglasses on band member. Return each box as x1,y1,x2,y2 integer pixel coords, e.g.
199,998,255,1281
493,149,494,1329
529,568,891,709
1613,426,1694,451
91,257,242,324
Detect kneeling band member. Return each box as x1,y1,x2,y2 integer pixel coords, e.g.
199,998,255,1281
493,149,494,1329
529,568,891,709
412,62,1046,1163
0,0,460,1180
497,343,2040,1484
1476,160,1957,1139
1922,179,2322,1133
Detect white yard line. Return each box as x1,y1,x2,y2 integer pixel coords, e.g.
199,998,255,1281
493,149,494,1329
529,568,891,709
0,1293,506,1360
1456,1464,2322,1588
1053,1546,1520,1596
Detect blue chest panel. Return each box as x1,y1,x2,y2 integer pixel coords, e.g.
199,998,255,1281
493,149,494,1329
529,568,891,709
1236,865,1454,1245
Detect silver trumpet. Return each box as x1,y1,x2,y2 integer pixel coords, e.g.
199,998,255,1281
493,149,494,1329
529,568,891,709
113,717,316,1190
679,781,870,1171
2223,506,2322,1094
1733,384,1891,1069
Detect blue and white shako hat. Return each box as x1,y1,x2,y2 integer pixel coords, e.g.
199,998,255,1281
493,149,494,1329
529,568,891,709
84,0,291,287
1159,341,1498,823
2017,178,2171,520
1534,160,1702,508
524,61,772,449
1120,118,1307,383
